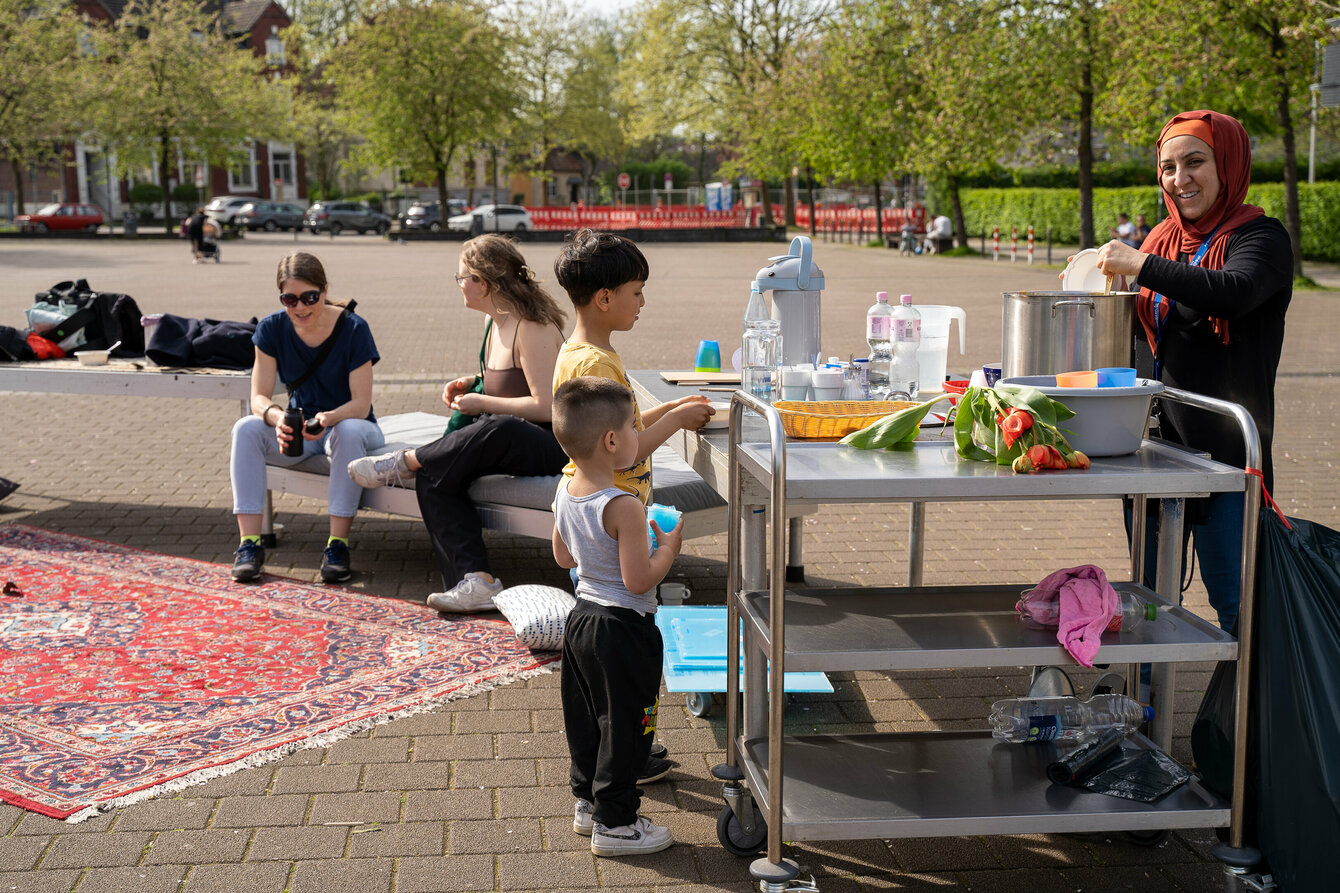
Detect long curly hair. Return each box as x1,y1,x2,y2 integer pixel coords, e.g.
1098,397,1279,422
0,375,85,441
461,235,565,329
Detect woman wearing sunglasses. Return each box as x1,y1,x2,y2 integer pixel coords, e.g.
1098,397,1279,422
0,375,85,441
229,251,384,584
347,235,567,612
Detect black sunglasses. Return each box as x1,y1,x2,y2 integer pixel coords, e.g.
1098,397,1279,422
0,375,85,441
279,290,323,307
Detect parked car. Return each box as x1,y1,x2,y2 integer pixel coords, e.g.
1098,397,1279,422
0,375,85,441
203,195,257,228
234,201,307,232
446,203,533,233
305,201,392,235
399,199,467,232
16,202,105,233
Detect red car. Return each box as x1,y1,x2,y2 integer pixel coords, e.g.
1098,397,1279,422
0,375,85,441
16,202,105,233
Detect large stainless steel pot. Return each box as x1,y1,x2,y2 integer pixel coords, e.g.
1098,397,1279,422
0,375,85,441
1001,290,1137,378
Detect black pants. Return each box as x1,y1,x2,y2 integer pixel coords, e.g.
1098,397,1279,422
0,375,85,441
414,413,567,588
561,600,663,828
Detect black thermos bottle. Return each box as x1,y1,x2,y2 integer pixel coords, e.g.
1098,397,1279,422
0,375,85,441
281,407,305,457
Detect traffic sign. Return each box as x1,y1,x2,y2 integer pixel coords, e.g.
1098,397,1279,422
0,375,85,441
617,172,631,190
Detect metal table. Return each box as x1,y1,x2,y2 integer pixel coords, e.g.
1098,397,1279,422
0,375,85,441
628,373,1261,892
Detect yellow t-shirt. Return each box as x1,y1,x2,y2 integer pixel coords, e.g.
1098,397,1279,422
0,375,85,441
553,341,650,504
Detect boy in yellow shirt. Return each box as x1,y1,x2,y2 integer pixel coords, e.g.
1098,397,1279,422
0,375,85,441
551,229,713,786
552,229,714,500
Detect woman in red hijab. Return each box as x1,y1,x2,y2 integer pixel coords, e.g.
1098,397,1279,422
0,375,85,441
1097,110,1292,634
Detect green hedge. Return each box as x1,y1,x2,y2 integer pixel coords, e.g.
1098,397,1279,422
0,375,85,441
956,159,1340,188
953,183,1340,261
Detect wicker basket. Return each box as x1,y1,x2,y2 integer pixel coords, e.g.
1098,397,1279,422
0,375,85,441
773,400,919,439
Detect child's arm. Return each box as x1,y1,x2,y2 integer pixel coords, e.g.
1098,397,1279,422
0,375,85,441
635,396,714,462
552,525,578,569
605,494,681,594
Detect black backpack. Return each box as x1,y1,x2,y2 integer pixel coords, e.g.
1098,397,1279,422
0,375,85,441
33,280,145,357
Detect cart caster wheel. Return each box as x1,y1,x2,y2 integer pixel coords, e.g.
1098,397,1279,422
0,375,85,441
686,692,712,717
259,534,277,548
718,803,768,857
1123,828,1171,847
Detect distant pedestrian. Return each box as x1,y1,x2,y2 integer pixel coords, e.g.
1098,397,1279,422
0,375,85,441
1110,212,1139,248
1136,213,1153,244
186,208,207,262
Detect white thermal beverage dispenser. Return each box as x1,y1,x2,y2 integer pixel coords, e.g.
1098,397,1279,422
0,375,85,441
752,235,825,367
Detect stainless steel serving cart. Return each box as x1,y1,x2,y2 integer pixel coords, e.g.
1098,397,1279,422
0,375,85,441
712,389,1263,892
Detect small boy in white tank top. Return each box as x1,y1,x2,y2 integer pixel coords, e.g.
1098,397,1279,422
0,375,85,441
551,376,681,857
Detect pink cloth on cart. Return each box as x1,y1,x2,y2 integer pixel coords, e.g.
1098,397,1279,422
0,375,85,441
1034,564,1120,668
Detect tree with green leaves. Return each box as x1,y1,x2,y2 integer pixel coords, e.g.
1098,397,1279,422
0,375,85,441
98,0,292,232
555,22,630,203
327,1,514,208
621,0,834,222
1105,0,1331,278
0,0,97,215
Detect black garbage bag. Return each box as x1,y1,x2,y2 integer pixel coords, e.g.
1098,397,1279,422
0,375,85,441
1253,510,1340,890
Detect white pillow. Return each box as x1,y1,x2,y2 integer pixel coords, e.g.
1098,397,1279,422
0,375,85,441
492,584,576,651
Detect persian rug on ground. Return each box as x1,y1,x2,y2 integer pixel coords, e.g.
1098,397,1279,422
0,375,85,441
0,525,557,820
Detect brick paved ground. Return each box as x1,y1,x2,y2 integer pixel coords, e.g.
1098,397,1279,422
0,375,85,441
1,232,1337,892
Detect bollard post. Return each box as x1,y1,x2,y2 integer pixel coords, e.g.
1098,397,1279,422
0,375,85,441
1027,226,1035,265
992,226,1000,261
1047,228,1052,265
980,229,986,255
1010,226,1018,262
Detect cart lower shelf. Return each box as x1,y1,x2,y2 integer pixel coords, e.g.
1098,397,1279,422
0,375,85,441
735,730,1229,840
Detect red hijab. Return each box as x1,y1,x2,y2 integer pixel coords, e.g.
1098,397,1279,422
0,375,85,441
1137,110,1264,349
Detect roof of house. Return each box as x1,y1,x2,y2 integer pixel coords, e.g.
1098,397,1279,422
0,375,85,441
220,0,279,34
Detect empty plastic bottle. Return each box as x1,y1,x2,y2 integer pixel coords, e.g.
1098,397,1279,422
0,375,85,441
866,291,894,398
989,693,1154,744
1016,589,1159,633
888,294,921,400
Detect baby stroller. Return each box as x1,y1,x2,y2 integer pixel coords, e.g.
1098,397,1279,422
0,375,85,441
198,219,221,263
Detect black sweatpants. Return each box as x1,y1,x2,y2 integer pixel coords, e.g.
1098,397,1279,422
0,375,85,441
414,413,568,588
561,599,663,828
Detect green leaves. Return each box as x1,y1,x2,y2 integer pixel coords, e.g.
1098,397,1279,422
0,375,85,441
839,396,952,450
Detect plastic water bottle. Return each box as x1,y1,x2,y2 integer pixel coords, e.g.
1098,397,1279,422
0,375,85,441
866,291,894,398
888,294,921,400
989,694,1154,744
1016,589,1159,633
742,287,781,402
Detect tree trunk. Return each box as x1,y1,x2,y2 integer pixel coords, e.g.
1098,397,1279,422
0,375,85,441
1077,60,1095,249
436,166,448,210
10,156,25,217
1273,22,1304,279
784,176,796,227
948,174,966,249
465,154,475,206
758,177,774,228
873,180,883,240
808,166,816,237
159,131,173,235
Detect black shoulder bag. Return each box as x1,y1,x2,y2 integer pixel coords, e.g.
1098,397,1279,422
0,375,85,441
282,300,357,408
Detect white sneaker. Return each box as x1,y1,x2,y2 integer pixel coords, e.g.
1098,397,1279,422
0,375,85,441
590,815,673,857
426,573,503,613
347,450,411,489
573,798,594,836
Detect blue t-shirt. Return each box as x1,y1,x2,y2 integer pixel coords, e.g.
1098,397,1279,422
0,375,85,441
253,308,379,421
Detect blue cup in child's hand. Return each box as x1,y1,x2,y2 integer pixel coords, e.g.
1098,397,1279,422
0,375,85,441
646,503,682,548
695,340,721,373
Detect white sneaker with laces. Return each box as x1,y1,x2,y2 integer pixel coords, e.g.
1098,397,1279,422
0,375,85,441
347,450,411,489
590,815,673,856
573,798,594,836
426,573,503,613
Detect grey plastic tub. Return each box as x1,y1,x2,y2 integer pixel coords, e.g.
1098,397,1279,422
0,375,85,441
998,375,1165,457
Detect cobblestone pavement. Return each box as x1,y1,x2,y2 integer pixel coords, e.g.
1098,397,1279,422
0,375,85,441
2,232,1337,892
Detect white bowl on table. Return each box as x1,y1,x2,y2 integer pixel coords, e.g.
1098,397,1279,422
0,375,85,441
74,349,110,366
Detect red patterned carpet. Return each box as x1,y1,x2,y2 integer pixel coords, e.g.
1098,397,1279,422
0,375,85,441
0,525,556,820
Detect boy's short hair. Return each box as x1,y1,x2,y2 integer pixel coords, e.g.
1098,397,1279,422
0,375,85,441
552,376,635,459
553,229,650,306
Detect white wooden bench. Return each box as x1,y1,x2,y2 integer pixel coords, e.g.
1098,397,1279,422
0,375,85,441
260,411,730,544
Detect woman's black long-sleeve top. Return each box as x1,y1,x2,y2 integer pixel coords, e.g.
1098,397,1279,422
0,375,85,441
1133,216,1292,492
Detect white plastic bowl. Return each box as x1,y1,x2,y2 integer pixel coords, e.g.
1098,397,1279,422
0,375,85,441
75,349,110,366
998,375,1164,457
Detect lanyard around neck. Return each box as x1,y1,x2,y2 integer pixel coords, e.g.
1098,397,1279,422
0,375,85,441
1152,227,1219,377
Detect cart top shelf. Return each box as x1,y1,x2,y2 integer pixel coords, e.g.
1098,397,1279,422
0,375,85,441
734,438,1245,503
